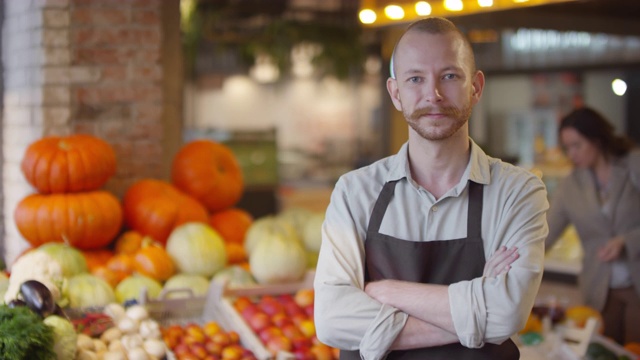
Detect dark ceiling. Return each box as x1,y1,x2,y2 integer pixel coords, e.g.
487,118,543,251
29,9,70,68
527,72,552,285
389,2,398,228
452,0,640,36
199,0,640,36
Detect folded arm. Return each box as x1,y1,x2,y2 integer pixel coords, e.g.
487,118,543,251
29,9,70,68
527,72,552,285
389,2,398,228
365,246,519,348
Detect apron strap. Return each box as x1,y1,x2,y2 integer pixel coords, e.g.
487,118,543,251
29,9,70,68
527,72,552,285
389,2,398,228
467,181,483,239
367,180,398,234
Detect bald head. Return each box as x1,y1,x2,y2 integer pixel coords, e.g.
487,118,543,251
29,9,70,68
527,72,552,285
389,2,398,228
390,17,476,79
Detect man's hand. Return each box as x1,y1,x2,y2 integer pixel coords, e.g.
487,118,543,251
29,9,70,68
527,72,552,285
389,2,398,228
598,236,624,262
483,246,519,278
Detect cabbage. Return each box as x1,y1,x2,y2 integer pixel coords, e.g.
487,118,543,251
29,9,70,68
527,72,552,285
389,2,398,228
43,315,77,360
115,275,163,303
302,211,324,252
162,274,210,299
212,265,257,288
67,273,115,308
278,207,313,238
36,243,88,277
0,274,8,301
166,223,227,277
249,227,307,284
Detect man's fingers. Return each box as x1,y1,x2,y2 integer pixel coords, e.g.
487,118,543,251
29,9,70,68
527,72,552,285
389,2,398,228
484,246,519,277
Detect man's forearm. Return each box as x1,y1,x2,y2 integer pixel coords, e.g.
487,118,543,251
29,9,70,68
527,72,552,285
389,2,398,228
365,280,455,333
391,315,459,350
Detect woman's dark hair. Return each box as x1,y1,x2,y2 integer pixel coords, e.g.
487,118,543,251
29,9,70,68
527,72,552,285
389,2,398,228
559,107,635,158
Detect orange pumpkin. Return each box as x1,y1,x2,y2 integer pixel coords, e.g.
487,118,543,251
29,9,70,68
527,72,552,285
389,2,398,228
209,208,253,245
171,140,244,212
123,179,209,246
83,248,114,272
114,230,145,255
624,342,640,356
133,243,176,281
92,266,128,288
106,253,135,275
21,134,116,194
225,242,248,264
14,190,123,250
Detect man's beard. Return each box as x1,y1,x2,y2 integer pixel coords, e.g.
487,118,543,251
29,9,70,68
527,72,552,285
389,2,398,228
404,102,472,141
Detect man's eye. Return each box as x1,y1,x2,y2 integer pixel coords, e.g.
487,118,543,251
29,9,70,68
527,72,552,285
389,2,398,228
408,77,421,83
443,74,457,80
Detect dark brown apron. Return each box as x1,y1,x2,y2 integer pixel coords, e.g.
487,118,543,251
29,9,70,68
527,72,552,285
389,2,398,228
340,180,520,359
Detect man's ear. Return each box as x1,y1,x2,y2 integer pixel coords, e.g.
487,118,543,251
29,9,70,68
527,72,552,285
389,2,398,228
387,77,403,111
471,70,485,103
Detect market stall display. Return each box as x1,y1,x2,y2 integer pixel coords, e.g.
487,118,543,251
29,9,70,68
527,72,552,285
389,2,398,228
5,135,639,360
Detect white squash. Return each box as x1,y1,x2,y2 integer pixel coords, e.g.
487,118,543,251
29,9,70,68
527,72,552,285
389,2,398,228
302,211,324,252
67,273,116,308
166,222,227,277
249,223,307,284
244,216,299,255
279,207,313,236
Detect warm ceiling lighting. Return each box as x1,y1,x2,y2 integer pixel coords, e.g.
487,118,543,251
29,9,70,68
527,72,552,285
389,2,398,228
612,79,627,96
385,5,405,19
415,1,432,15
359,9,377,24
444,0,463,11
359,0,580,26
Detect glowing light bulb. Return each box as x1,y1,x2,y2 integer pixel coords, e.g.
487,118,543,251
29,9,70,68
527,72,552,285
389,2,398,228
415,1,432,15
478,0,493,7
612,79,627,96
444,0,463,11
359,9,377,24
385,5,405,19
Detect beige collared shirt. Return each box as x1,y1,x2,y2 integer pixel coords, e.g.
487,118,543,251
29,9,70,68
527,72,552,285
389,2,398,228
314,140,549,360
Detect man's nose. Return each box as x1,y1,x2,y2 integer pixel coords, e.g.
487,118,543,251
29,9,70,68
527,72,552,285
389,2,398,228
424,83,443,102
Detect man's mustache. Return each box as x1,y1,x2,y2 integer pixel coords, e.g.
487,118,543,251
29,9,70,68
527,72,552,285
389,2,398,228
409,106,460,120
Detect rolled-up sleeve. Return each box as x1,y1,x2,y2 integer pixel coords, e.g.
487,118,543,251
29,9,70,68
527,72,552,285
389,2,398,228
314,176,407,359
449,176,549,347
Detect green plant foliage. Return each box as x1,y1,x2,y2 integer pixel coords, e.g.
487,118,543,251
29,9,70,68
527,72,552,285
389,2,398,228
181,1,366,80
0,305,56,360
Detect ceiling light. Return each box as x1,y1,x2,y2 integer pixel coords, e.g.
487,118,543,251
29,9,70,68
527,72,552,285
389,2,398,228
444,0,463,11
478,0,493,7
359,9,377,24
415,1,432,15
612,79,627,96
385,5,405,19
513,0,529,3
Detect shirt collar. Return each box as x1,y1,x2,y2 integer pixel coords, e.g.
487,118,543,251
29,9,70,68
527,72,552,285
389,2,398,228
386,139,492,190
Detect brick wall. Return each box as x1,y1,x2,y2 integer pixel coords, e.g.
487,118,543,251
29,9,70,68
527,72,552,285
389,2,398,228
1,0,181,267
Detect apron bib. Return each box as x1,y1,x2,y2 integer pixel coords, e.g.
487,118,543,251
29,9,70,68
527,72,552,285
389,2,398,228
341,180,519,360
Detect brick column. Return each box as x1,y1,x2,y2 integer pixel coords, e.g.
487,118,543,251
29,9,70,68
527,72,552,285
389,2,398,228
2,0,181,267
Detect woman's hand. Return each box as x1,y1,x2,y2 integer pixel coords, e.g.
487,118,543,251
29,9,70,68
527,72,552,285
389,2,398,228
483,246,519,278
597,236,625,262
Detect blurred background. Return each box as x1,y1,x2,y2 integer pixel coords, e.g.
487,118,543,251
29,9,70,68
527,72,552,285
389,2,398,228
1,0,639,292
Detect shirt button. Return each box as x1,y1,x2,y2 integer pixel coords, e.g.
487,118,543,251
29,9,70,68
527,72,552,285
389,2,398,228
432,206,438,212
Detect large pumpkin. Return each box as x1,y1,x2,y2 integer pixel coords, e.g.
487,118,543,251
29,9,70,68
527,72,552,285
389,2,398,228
123,179,209,245
14,190,123,250
171,140,244,212
21,134,117,194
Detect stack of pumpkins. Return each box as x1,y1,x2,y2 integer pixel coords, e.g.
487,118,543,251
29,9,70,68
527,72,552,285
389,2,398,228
10,135,257,306
15,134,122,252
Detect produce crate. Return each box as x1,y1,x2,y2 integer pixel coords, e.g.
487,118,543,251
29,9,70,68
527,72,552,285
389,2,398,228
588,334,637,360
138,271,316,360
138,286,271,360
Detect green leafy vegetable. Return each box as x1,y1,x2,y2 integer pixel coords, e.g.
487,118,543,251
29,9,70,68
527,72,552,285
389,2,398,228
0,305,55,360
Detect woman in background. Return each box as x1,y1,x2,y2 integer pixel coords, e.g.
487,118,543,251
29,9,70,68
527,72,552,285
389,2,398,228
546,107,640,345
